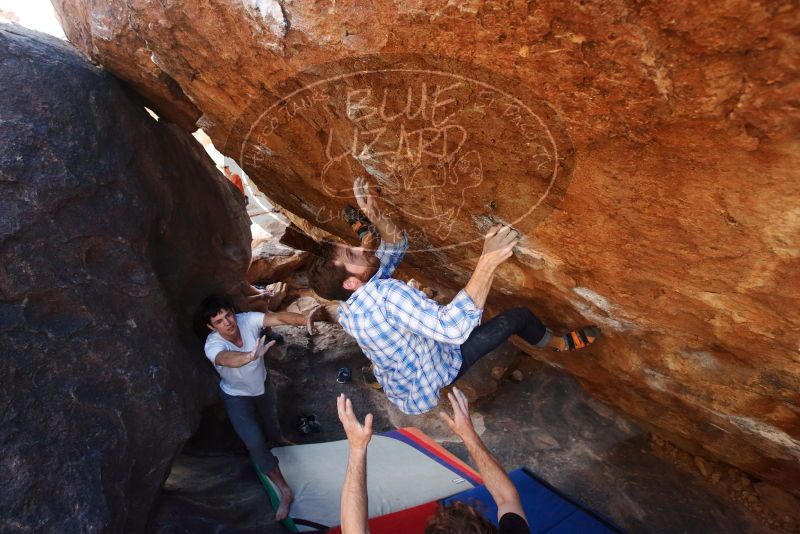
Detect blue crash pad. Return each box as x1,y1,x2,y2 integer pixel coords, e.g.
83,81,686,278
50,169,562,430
443,468,623,534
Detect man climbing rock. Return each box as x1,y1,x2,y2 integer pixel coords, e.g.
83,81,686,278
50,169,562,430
198,294,325,520
309,178,601,415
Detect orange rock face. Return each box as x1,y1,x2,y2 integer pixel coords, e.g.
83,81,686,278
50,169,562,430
53,0,800,493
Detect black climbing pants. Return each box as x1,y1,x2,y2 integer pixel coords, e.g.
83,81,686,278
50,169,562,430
455,307,551,381
220,378,281,474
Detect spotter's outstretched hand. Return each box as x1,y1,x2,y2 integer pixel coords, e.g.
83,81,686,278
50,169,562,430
250,336,276,363
337,394,373,450
439,387,477,441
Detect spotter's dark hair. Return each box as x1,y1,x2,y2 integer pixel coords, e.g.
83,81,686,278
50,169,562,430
195,294,236,337
424,501,497,534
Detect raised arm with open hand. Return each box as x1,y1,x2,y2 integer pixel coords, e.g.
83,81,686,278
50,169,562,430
337,394,373,534
253,335,274,359
439,387,528,525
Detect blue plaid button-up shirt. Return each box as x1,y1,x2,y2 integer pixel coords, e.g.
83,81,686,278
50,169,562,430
338,232,483,415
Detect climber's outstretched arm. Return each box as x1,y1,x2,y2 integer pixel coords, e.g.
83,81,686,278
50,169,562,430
462,225,519,309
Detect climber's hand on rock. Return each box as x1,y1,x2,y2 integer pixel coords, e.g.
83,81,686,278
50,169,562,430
439,387,477,441
337,394,373,451
354,177,405,244
479,224,518,269
354,177,380,220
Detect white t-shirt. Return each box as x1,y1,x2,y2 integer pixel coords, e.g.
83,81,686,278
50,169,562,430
204,312,267,396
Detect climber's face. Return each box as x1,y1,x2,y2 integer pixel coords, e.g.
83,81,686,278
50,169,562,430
207,308,239,340
332,245,379,290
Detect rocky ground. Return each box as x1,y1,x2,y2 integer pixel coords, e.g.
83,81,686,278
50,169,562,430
148,311,780,533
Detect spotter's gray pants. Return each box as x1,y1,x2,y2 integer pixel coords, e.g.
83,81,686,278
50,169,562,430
220,378,281,474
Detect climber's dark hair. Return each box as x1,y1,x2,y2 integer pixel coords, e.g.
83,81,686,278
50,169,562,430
307,241,355,301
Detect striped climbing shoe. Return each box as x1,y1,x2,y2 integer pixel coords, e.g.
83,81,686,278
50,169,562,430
554,325,602,352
